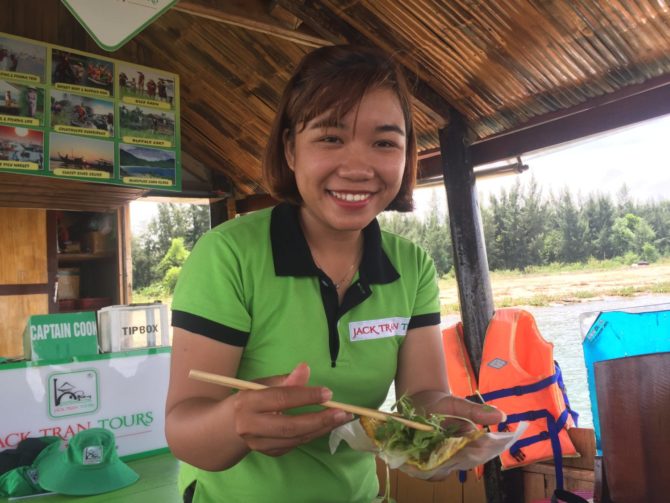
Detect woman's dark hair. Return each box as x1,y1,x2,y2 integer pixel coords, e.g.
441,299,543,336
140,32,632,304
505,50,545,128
263,45,417,212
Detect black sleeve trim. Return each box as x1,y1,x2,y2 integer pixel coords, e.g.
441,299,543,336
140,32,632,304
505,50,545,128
408,312,441,330
171,310,249,347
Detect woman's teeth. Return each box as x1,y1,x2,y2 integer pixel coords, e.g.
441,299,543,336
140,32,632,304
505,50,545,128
330,191,370,202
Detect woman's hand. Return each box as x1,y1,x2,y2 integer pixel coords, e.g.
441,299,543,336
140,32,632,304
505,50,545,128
415,393,505,481
167,331,353,470
427,393,505,430
232,363,354,457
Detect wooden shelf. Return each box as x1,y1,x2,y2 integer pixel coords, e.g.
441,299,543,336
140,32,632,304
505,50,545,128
57,252,114,263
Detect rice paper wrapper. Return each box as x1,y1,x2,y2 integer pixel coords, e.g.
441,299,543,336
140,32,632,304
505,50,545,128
329,419,529,480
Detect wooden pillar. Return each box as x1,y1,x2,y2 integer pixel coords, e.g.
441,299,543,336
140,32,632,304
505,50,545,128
439,111,524,502
118,204,132,305
209,198,231,227
439,111,493,374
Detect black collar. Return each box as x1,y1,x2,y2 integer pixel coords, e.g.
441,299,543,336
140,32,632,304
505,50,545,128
270,203,399,285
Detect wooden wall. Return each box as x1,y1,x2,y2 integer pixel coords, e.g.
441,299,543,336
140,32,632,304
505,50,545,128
0,208,47,285
0,208,49,357
376,458,486,503
522,428,595,502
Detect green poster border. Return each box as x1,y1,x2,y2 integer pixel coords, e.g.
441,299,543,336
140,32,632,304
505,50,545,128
0,31,181,192
61,0,178,52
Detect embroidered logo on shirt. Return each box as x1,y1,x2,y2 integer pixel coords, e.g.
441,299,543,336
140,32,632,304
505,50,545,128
349,317,410,341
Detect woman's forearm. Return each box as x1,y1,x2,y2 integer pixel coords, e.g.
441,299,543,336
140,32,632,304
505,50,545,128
166,395,250,471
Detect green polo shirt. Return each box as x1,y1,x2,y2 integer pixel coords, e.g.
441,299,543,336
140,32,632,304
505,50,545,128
171,203,440,503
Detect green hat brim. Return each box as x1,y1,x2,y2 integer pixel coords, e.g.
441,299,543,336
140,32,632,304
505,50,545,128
36,442,139,496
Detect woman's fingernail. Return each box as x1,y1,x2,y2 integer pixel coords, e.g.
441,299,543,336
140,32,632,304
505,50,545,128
333,411,353,423
483,404,507,421
321,388,333,402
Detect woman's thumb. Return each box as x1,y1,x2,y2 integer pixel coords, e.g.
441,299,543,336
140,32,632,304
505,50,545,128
281,362,311,387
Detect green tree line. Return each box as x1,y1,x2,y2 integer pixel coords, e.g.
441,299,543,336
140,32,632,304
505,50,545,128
379,179,670,276
132,203,210,296
132,181,670,295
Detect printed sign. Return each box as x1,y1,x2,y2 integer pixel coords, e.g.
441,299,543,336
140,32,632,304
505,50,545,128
48,368,99,418
0,350,170,457
62,0,178,52
0,31,181,191
23,312,99,361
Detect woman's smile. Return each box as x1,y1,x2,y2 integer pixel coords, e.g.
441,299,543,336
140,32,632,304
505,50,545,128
328,190,372,204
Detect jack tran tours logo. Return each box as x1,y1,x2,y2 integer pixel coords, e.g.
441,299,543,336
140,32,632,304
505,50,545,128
348,317,410,341
48,369,99,418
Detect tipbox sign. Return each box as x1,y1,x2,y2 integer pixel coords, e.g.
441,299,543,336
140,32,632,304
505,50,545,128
0,349,170,456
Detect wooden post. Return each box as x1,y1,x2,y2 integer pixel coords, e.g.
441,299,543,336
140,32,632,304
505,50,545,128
118,204,132,305
439,111,493,375
438,111,524,502
209,198,231,227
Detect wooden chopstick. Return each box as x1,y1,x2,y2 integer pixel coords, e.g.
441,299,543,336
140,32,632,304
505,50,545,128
189,369,435,432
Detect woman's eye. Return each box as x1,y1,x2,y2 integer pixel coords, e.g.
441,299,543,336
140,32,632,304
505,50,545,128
319,135,341,144
376,139,398,148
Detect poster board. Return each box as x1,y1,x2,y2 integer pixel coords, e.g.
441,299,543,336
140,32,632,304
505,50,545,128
0,31,181,191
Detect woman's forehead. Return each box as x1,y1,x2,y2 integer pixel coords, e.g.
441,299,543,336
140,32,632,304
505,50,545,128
299,87,404,128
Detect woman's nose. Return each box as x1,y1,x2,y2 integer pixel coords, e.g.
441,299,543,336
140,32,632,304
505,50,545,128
337,145,374,180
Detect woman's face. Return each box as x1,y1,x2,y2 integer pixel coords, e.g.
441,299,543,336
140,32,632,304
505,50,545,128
284,87,407,234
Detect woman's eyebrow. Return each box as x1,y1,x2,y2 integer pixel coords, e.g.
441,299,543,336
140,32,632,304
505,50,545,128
308,117,343,130
376,124,405,136
306,119,405,136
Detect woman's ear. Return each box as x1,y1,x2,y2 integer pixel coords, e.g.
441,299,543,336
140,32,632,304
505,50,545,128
283,129,295,172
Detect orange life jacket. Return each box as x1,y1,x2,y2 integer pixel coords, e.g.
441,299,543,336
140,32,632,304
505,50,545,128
441,321,484,479
442,309,579,487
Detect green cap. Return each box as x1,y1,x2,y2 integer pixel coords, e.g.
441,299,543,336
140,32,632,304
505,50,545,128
35,428,139,496
0,466,42,498
0,437,60,498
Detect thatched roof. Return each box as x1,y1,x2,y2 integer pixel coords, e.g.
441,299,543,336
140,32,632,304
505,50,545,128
2,0,670,208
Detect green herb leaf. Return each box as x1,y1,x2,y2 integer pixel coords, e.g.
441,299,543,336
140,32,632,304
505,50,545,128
374,395,463,464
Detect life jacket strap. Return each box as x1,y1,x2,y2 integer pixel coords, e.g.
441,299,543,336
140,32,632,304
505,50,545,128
546,414,566,490
466,361,578,491
498,409,569,491
498,408,552,428
476,363,580,427
509,430,550,453
478,372,558,402
551,488,590,503
555,361,579,426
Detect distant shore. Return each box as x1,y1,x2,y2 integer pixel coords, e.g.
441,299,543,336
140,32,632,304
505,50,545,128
135,260,670,316
439,259,670,314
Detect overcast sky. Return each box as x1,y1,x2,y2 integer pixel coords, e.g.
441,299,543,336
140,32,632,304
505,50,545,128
414,113,670,215
132,113,670,232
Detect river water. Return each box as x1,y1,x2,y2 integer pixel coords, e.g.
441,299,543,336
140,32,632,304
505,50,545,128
383,294,670,428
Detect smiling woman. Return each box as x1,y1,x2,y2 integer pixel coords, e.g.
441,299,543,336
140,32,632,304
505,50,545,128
164,45,504,503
